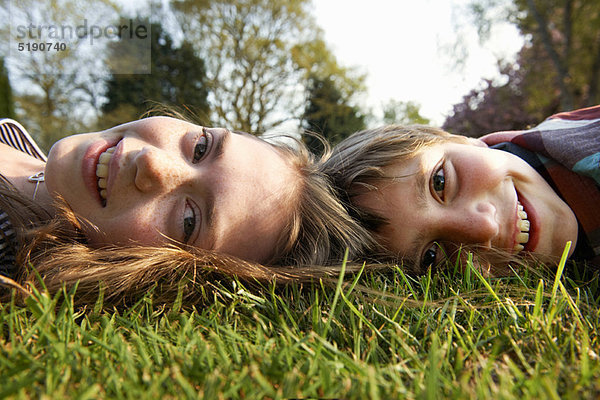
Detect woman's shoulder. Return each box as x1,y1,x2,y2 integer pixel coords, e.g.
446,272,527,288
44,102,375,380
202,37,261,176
0,119,47,162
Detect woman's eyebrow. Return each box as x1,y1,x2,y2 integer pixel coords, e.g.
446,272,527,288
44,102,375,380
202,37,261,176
193,129,231,250
212,129,230,160
196,189,216,250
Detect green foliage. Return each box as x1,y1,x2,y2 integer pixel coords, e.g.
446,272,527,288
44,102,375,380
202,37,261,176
511,0,600,109
443,57,547,136
302,75,366,154
454,0,600,125
6,0,120,150
172,0,317,134
2,255,600,398
295,37,368,153
0,58,15,119
102,21,210,127
292,37,367,100
382,100,431,126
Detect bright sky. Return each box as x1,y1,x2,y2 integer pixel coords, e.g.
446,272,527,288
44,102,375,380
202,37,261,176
118,0,523,127
311,0,524,125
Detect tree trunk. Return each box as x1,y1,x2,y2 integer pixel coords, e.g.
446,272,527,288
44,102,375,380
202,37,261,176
585,33,600,106
526,0,575,110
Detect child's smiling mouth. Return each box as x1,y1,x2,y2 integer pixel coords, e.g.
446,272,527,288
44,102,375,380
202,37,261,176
514,200,530,253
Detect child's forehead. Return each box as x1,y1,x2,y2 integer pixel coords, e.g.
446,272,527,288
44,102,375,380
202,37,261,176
384,147,436,177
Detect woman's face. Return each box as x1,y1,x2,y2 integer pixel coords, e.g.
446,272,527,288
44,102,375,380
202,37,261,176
354,139,578,271
45,117,298,263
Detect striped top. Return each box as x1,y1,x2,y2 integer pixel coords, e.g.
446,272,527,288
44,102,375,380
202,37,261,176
0,119,47,277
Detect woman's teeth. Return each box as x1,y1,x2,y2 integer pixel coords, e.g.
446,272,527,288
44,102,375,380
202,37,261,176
514,202,530,253
96,146,116,202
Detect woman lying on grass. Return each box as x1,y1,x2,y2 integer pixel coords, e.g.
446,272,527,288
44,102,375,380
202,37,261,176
0,116,378,305
323,106,600,275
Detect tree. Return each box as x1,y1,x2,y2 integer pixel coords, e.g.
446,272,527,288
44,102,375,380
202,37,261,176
0,58,15,118
302,75,365,154
382,100,430,126
3,0,120,149
172,0,317,134
443,48,553,137
102,21,210,126
459,0,600,112
292,37,367,153
4,0,120,147
515,0,600,109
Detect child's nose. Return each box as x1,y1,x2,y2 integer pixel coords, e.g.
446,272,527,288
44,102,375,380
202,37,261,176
441,202,499,247
133,147,184,193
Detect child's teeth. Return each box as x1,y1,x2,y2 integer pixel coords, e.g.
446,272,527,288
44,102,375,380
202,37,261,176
516,232,529,243
100,189,107,199
514,200,531,254
98,178,107,189
513,243,524,252
517,219,530,232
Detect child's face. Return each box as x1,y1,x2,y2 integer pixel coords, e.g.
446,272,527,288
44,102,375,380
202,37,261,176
45,117,297,263
354,139,578,272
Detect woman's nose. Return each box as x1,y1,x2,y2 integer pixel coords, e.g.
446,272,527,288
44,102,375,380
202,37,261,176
134,147,183,193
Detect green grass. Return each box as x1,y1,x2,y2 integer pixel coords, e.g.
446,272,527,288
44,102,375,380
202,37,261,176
1,252,600,399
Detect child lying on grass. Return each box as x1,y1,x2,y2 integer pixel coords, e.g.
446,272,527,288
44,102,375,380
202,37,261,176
323,106,600,275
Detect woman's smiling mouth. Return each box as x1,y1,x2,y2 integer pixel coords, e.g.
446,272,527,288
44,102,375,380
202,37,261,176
96,145,116,205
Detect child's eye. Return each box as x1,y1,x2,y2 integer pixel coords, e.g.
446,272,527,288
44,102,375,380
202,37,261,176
431,165,445,200
421,242,442,269
183,200,196,243
192,133,208,163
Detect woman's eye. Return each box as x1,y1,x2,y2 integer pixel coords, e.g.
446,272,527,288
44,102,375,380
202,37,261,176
183,201,196,243
432,166,445,200
192,134,208,163
421,243,441,268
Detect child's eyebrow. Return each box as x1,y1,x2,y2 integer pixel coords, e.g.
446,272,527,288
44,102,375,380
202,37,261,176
386,162,429,211
414,168,429,211
408,229,427,270
407,168,430,267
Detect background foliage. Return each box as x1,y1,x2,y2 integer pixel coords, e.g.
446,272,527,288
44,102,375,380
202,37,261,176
102,21,210,127
444,0,600,136
4,0,599,143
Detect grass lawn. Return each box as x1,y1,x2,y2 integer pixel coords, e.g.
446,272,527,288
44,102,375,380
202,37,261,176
1,250,599,399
